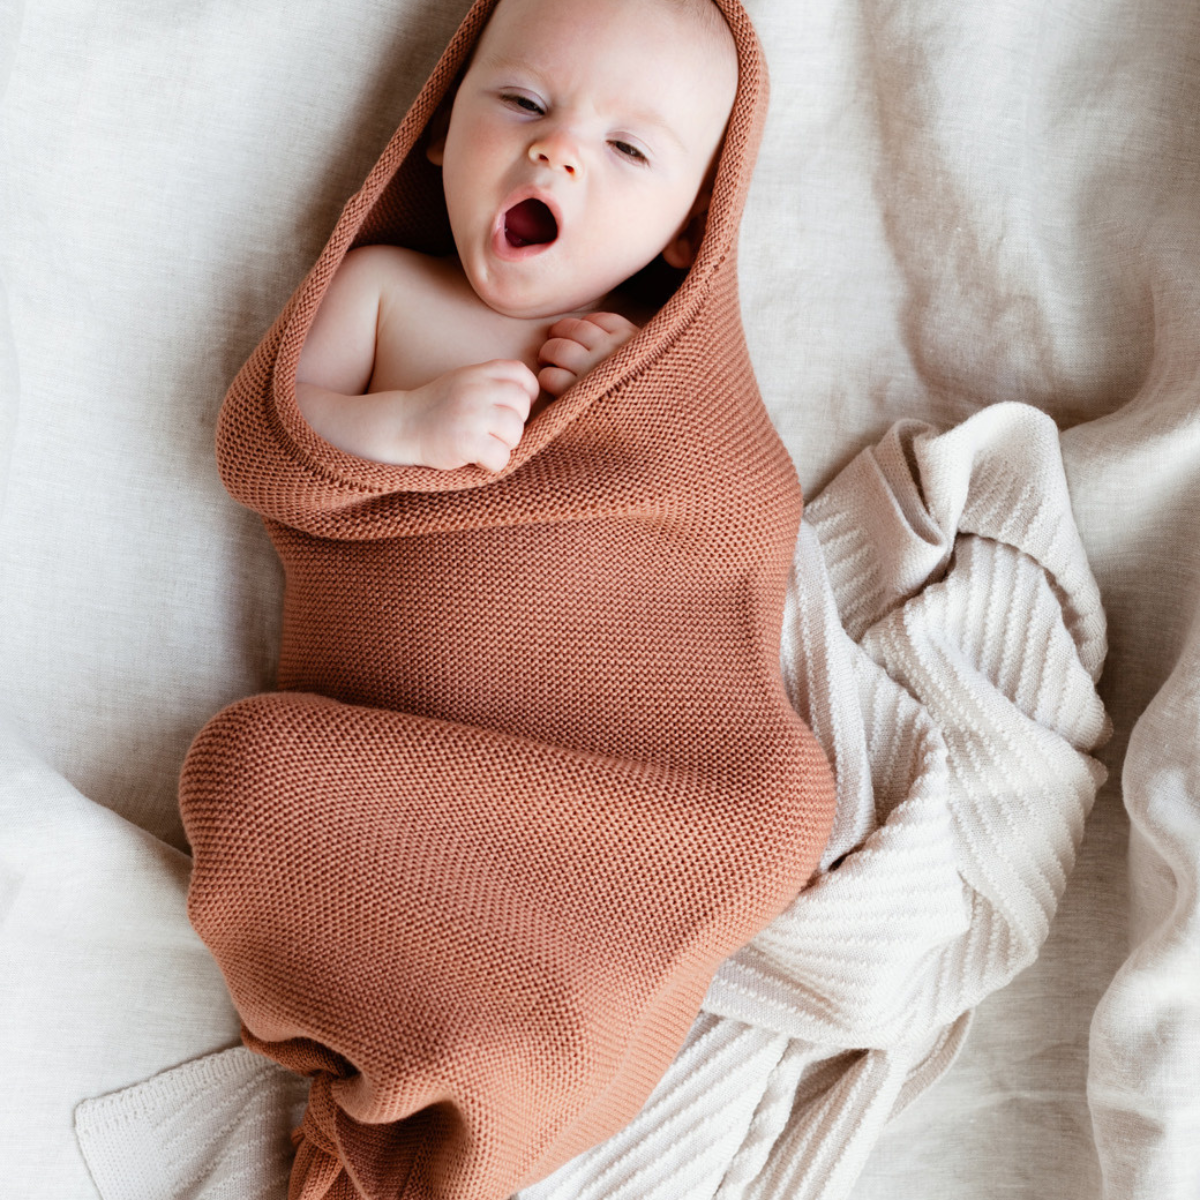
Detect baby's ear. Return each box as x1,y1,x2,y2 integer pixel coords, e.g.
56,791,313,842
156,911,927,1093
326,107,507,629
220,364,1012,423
425,102,452,166
662,190,711,270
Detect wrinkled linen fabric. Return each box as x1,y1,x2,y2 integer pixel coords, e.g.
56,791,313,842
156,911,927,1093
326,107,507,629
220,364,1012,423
1087,608,1200,1200
1065,362,1200,1198
73,402,1109,1200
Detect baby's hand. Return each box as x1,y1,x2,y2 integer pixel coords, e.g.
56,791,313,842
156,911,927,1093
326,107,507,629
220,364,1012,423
537,312,640,398
405,359,539,473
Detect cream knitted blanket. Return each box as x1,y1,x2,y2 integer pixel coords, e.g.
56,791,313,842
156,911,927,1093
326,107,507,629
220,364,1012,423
74,402,1109,1200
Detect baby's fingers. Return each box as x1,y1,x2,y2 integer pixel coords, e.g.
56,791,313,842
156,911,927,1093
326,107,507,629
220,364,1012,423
467,394,526,472
580,312,640,338
537,336,593,377
475,435,514,475
545,312,639,348
544,316,606,351
535,314,641,399
538,364,577,398
479,359,539,416
487,400,527,450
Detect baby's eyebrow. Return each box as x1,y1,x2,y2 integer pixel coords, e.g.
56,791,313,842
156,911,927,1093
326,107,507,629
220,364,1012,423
477,52,687,154
475,51,554,91
621,108,687,155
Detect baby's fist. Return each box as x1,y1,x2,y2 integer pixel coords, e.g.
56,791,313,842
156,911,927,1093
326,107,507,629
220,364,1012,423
406,359,538,473
537,312,640,398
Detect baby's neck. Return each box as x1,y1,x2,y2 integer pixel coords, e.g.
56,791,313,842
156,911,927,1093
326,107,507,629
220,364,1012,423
442,253,659,329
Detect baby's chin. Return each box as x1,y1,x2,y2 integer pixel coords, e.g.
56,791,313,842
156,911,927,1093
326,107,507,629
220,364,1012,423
482,297,603,321
456,250,636,323
468,274,609,323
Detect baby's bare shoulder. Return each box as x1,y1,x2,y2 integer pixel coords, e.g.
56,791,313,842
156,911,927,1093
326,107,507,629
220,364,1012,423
299,245,454,395
337,243,429,299
305,244,428,340
360,244,472,325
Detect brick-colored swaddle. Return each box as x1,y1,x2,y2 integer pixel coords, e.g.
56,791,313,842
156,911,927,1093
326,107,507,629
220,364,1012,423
179,1,836,1196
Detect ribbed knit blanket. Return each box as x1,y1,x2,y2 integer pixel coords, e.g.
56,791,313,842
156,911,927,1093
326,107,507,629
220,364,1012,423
75,401,1108,1200
172,2,837,1197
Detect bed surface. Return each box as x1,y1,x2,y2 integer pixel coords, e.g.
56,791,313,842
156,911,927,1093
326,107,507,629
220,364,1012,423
1,0,1197,1195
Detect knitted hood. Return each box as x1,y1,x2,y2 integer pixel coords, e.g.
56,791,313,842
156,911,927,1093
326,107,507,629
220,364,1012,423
181,1,836,1197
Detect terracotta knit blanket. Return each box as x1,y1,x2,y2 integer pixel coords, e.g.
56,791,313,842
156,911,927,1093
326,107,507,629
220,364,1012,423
178,2,836,1198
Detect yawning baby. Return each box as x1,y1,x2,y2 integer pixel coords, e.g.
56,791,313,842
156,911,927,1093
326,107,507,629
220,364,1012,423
292,0,738,464
179,0,837,1196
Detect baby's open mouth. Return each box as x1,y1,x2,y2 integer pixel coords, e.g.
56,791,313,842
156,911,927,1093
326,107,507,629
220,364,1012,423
504,198,558,248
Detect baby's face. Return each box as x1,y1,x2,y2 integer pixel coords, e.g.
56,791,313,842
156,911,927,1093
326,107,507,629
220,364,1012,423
428,0,738,320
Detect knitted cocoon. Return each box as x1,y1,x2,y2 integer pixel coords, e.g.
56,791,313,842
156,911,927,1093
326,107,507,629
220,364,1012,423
179,1,837,1196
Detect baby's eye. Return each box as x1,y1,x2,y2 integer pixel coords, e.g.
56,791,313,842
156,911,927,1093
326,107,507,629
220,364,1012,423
612,140,647,164
502,93,544,115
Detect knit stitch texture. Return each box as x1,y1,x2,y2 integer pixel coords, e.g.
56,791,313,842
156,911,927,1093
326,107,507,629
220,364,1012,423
178,1,837,1197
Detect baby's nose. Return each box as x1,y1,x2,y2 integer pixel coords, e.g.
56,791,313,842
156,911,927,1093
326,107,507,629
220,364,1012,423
528,132,580,177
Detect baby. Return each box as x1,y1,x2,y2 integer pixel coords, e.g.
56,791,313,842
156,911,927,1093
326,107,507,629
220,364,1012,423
182,0,838,1195
294,0,738,471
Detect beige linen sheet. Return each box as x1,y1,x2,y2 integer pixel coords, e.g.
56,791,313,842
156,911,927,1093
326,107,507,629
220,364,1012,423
1,0,1197,1196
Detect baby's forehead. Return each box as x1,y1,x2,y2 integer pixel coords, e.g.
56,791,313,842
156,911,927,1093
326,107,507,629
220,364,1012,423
471,0,737,136
476,0,735,83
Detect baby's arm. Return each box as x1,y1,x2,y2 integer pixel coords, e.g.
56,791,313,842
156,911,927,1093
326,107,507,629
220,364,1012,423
295,248,538,472
537,313,640,398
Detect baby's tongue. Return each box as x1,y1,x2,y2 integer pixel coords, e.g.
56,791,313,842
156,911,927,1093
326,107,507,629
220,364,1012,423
505,198,557,247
